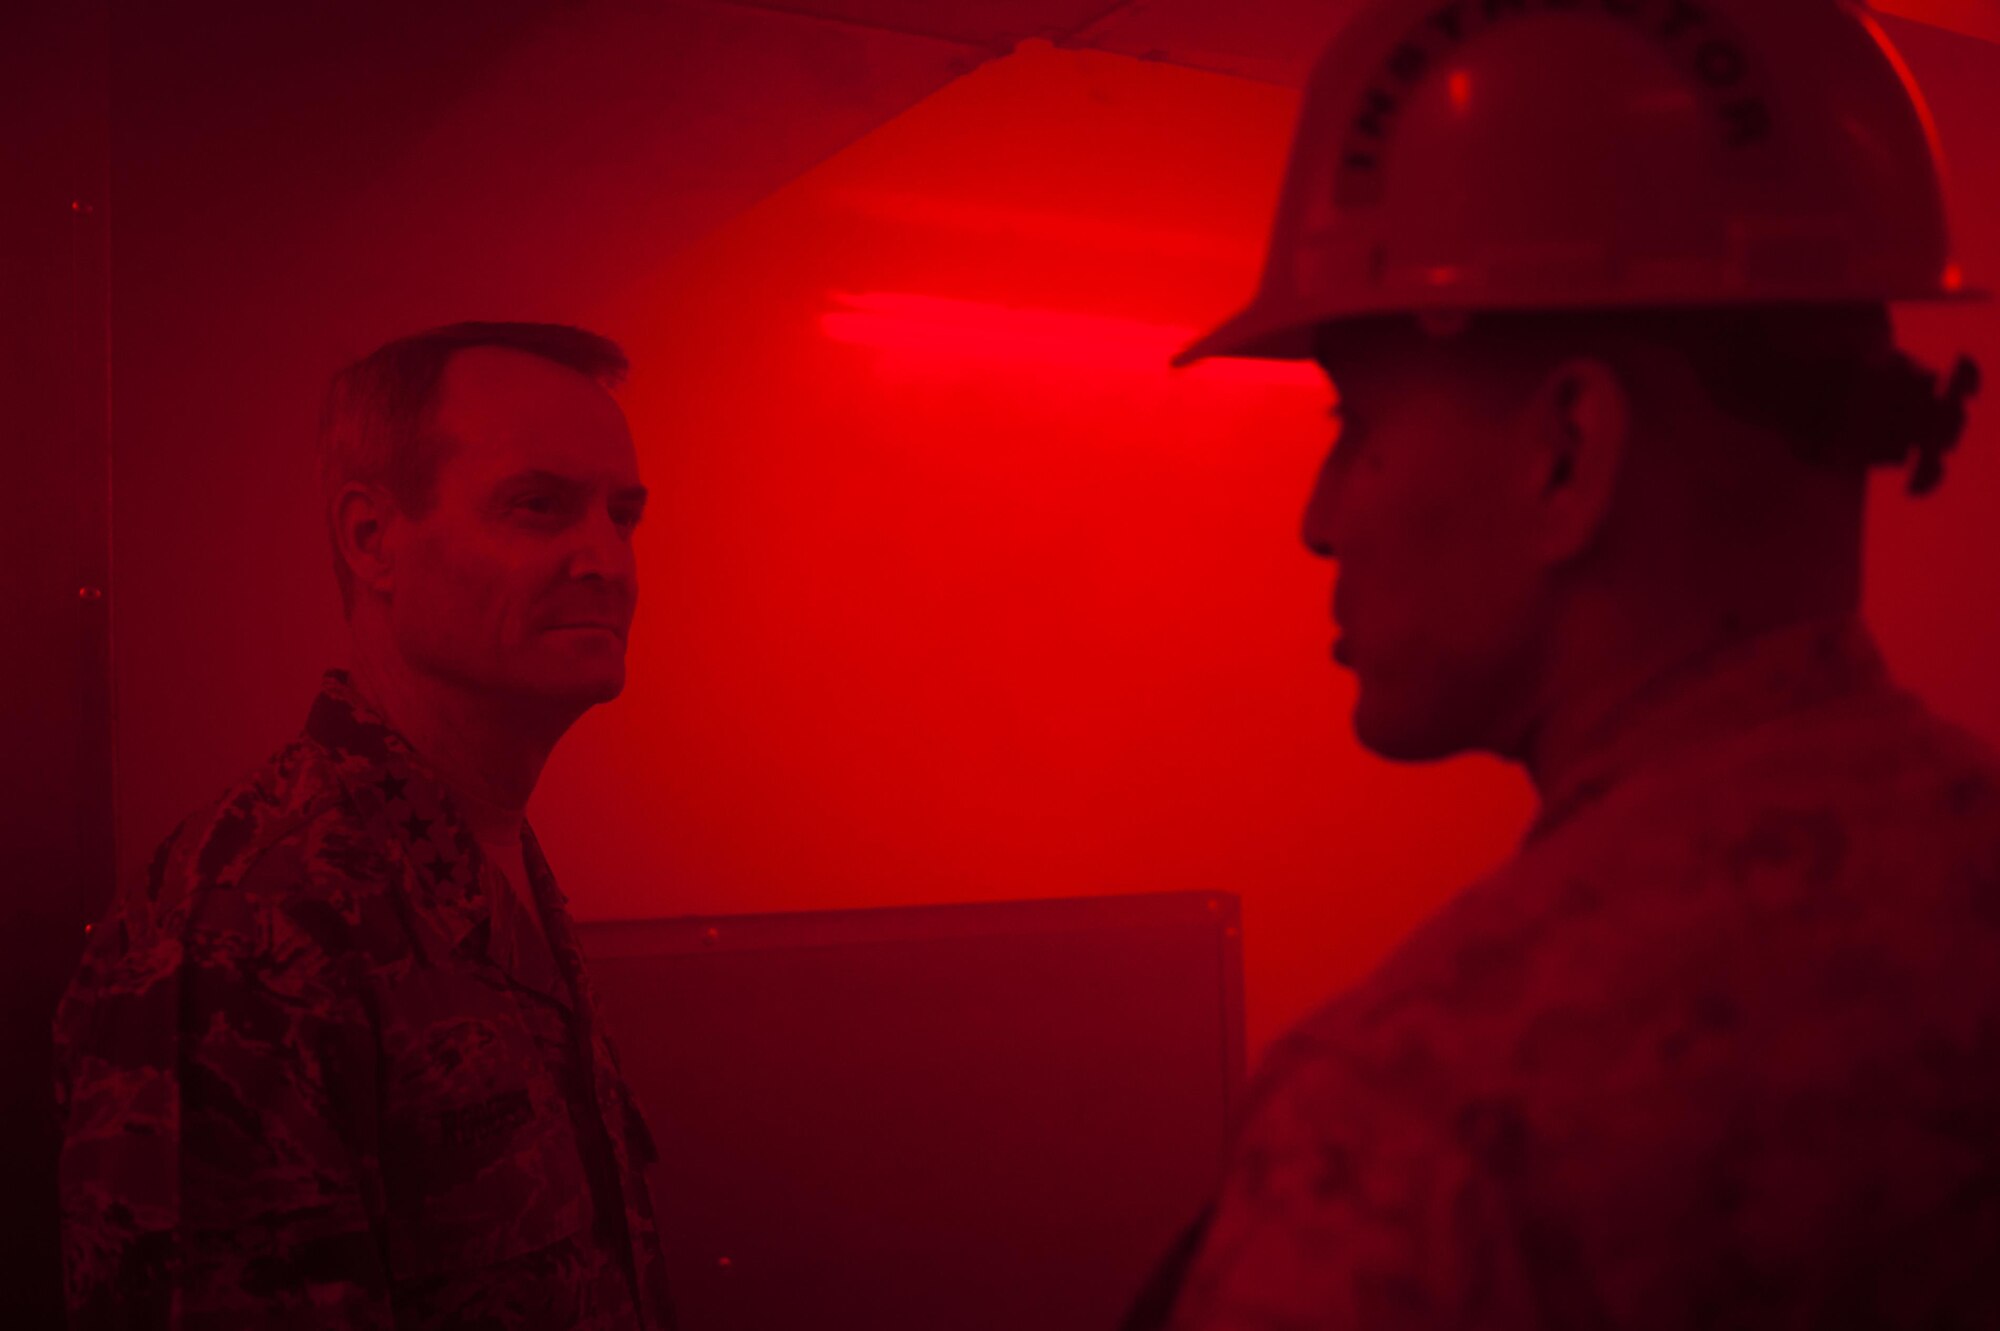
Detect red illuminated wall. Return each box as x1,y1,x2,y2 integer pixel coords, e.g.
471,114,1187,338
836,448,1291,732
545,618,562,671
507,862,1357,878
111,13,2000,1060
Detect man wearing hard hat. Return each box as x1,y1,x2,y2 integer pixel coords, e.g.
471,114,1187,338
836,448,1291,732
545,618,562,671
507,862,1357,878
1141,0,1996,1326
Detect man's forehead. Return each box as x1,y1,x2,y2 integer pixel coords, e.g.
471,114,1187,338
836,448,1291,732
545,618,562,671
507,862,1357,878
486,463,647,494
453,438,643,491
434,347,621,426
431,350,635,469
436,347,632,435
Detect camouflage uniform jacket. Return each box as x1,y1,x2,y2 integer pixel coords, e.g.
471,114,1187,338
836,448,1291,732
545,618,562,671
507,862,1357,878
54,671,676,1329
1169,617,2000,1330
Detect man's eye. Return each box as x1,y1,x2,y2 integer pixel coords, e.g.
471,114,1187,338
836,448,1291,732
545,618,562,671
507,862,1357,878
1329,411,1376,468
516,495,561,515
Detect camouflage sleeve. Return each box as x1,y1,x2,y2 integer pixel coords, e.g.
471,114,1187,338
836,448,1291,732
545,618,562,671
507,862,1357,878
57,841,393,1329
1167,1045,1540,1331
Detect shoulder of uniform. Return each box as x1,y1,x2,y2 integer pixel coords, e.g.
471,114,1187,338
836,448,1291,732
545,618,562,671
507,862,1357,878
56,750,326,1098
123,738,402,948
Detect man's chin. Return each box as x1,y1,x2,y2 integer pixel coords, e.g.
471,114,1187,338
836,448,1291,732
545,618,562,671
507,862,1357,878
563,665,626,706
552,631,627,690
506,659,626,710
1352,697,1462,765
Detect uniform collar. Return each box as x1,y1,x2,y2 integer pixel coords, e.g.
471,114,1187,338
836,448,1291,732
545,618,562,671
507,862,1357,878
306,670,498,961
1526,615,1892,846
521,822,591,1014
305,671,591,1010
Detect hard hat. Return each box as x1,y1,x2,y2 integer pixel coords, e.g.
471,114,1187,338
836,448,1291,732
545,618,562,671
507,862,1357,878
1176,0,1981,367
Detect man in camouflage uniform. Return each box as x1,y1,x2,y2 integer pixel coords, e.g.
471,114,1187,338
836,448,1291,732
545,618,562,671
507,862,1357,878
55,323,675,1328
1132,0,2000,1327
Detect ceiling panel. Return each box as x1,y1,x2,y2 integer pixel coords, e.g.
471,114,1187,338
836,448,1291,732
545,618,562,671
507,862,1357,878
717,0,1137,50
1064,0,1997,88
1066,0,1360,86
1873,0,2000,45
273,0,991,304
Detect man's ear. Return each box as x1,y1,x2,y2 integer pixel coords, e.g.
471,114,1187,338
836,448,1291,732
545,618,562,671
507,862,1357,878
1528,356,1631,566
333,483,401,601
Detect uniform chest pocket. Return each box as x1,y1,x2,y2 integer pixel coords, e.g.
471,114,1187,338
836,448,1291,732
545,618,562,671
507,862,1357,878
374,984,593,1281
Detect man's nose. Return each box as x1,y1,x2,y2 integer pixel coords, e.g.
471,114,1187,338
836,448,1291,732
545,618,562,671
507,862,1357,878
1300,457,1343,560
568,511,636,583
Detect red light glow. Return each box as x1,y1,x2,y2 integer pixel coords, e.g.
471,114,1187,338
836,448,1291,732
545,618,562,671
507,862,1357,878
827,189,1258,266
821,291,1323,387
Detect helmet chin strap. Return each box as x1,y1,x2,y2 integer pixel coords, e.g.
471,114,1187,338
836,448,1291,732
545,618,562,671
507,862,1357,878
1906,355,1982,497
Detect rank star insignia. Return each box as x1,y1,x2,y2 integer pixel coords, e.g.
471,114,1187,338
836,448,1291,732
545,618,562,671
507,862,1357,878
377,774,408,803
404,814,434,843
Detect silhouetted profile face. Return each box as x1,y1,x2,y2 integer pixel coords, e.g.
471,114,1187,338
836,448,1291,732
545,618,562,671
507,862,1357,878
383,347,646,708
1302,324,1555,764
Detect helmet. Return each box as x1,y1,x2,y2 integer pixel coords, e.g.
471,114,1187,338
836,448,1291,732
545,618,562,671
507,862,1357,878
1176,0,1982,367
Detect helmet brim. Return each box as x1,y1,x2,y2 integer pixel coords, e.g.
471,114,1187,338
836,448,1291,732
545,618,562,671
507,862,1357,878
1170,307,1318,369
1171,286,1991,370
